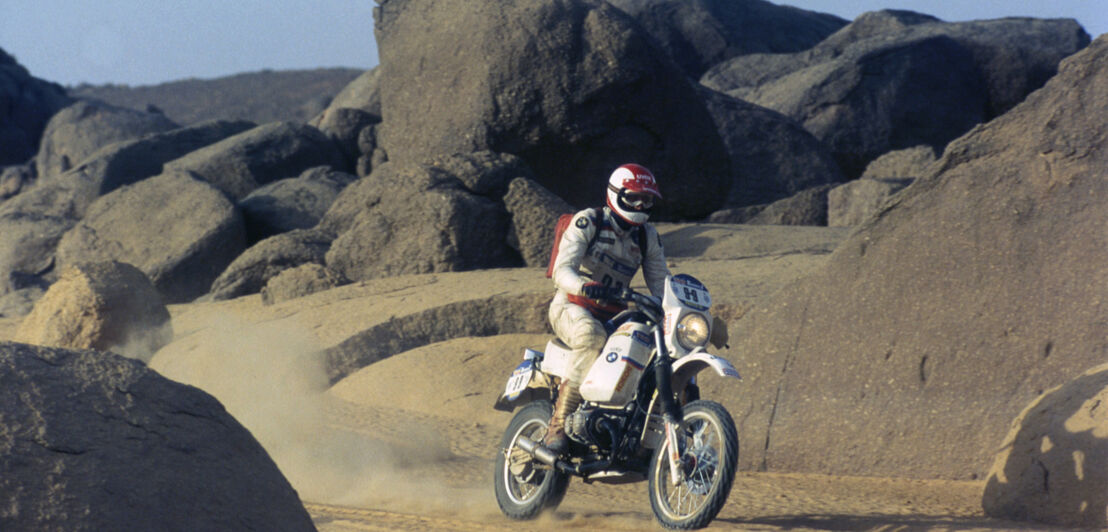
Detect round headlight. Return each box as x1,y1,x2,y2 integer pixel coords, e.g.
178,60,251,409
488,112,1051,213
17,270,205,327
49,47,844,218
676,313,710,350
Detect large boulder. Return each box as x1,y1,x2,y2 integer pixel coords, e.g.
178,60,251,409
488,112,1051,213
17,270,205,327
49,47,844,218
0,48,72,166
699,87,844,207
606,0,846,78
826,178,913,227
0,342,315,531
34,100,178,179
7,120,258,224
932,17,1091,117
859,145,936,180
13,261,171,362
0,164,33,201
0,212,75,295
54,172,246,303
707,184,833,226
0,170,90,221
321,159,521,281
208,229,332,301
375,0,731,219
239,166,357,242
815,10,944,57
0,172,101,295
826,146,933,227
426,150,534,197
982,363,1108,528
319,151,530,236
701,10,941,92
502,177,575,267
308,69,383,172
164,121,346,200
731,34,988,178
704,12,1090,177
311,108,380,171
704,12,1090,116
62,119,256,202
310,67,382,121
356,122,386,177
261,263,348,305
721,35,1108,480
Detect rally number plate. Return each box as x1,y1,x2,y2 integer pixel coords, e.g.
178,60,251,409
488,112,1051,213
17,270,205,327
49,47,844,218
503,359,535,400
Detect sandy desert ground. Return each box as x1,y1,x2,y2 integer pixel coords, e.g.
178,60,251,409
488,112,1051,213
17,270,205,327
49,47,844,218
0,224,1065,530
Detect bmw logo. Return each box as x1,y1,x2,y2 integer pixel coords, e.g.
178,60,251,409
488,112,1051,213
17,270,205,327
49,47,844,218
605,352,618,363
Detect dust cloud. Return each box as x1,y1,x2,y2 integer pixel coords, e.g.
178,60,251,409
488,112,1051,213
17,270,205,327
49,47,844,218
148,312,495,515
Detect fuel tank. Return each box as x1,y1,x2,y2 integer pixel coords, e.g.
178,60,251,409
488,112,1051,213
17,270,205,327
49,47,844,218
580,321,653,405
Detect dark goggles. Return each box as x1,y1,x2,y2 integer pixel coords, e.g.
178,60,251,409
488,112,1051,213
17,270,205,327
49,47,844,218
610,184,656,210
621,190,655,210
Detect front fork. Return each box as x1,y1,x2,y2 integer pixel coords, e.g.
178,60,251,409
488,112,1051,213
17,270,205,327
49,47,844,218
653,329,686,486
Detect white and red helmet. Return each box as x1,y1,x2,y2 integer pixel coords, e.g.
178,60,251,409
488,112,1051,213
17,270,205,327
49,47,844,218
606,163,662,226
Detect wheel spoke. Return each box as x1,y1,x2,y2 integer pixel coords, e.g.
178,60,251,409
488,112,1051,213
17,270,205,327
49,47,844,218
660,414,722,517
505,419,549,504
691,420,708,446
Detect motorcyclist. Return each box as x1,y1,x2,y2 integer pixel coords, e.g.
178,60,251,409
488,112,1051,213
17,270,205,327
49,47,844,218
544,163,670,454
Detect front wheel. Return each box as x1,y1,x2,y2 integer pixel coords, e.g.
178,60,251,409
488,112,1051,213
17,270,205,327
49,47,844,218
648,400,738,529
494,401,569,519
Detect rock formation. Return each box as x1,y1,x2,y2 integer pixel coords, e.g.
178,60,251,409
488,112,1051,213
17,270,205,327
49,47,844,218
209,229,333,301
321,157,521,281
0,342,315,531
703,12,1091,177
374,0,730,219
0,48,72,166
239,166,357,242
699,86,844,207
606,0,846,78
502,177,575,267
261,263,348,305
34,100,178,179
723,35,1108,481
982,363,1108,528
164,121,346,200
54,172,246,303
13,261,170,362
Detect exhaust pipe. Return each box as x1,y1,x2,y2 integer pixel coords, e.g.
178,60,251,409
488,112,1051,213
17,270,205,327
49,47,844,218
516,436,559,467
517,436,613,476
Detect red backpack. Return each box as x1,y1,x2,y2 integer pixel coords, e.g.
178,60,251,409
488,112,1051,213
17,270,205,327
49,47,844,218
545,212,589,278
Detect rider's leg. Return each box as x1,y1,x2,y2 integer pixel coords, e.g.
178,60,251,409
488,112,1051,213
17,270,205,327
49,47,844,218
546,297,607,453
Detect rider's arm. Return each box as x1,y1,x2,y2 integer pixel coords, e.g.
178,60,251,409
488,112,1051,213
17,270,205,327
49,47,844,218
640,224,671,297
551,210,597,295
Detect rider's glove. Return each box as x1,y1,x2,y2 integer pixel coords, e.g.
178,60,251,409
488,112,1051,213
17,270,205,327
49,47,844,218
582,281,619,301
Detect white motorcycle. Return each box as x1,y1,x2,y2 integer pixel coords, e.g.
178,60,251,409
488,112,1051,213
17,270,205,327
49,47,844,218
493,274,741,529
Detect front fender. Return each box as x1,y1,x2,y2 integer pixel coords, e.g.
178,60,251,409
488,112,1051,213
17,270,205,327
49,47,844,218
671,349,741,396
640,350,742,450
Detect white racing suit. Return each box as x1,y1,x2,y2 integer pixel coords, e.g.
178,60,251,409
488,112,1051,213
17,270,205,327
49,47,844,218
549,207,670,385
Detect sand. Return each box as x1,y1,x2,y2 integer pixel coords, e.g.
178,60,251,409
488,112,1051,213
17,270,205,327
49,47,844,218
2,223,1049,530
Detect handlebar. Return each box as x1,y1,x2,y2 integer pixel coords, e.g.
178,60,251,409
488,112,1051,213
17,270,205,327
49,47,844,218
610,286,661,315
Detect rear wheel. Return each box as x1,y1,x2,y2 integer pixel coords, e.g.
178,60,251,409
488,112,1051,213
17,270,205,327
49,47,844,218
648,400,738,529
494,401,569,519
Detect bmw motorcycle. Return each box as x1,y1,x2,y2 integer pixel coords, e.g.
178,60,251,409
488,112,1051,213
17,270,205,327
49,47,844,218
493,274,741,529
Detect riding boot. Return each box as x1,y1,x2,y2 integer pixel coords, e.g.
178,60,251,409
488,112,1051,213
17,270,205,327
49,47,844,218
543,380,582,455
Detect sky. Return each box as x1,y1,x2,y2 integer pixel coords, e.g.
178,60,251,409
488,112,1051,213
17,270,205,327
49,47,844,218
1,1,1104,88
